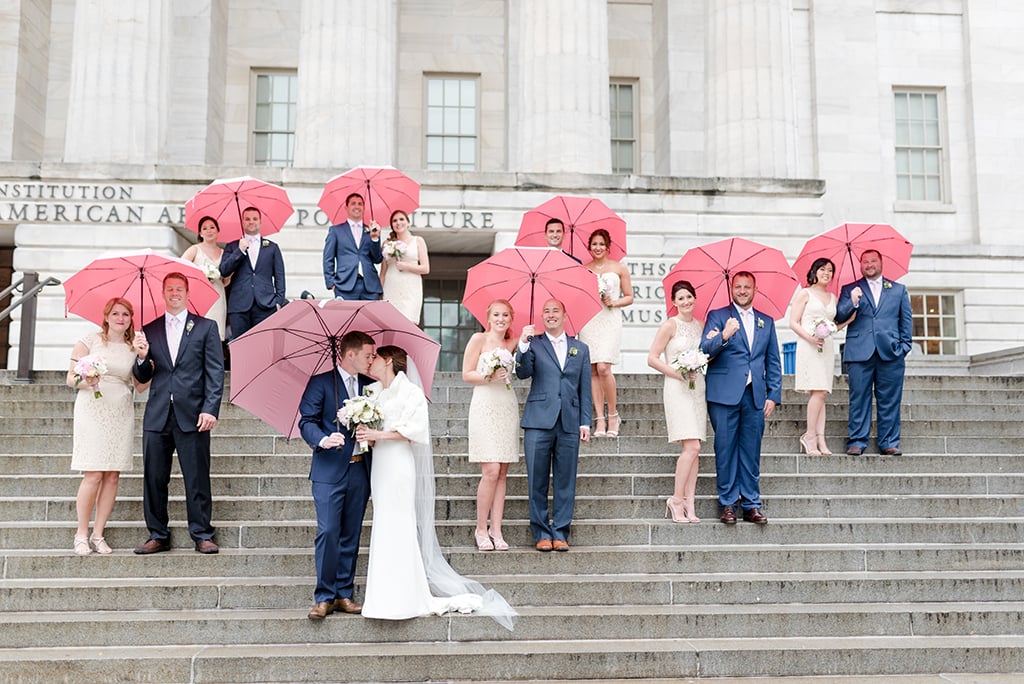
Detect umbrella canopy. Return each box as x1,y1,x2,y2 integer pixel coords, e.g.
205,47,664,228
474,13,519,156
184,176,294,242
516,195,627,262
63,249,220,327
792,223,913,295
662,237,800,322
318,166,420,226
462,247,604,338
228,299,440,439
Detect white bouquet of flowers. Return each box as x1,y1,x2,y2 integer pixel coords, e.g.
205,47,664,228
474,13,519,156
337,395,383,452
73,355,108,398
382,240,406,261
479,347,515,390
809,317,838,353
201,260,221,281
597,272,617,307
670,348,710,390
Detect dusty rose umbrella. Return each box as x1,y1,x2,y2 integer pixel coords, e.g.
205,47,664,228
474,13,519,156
662,237,800,322
228,299,440,439
516,195,627,262
318,166,420,226
462,247,604,338
63,249,219,327
792,223,913,295
184,176,294,242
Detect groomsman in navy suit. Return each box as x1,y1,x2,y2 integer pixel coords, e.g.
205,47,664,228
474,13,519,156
298,330,376,619
219,206,286,339
322,193,384,300
700,272,782,525
543,218,582,264
515,299,592,552
835,249,913,456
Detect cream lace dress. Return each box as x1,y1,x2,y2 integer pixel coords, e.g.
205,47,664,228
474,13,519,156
577,271,622,364
467,353,520,463
662,318,708,442
382,238,423,324
70,332,136,471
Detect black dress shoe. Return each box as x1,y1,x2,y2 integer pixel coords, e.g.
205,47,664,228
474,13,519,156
743,508,768,524
846,446,864,456
134,539,170,555
880,447,903,456
719,505,737,524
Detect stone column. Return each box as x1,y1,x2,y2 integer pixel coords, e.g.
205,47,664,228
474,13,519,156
64,0,166,164
510,0,611,174
705,0,799,178
0,0,52,161
293,0,397,168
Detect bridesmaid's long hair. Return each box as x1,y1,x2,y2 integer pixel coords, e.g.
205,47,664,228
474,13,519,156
485,299,515,341
101,297,136,346
376,345,408,375
387,210,411,242
806,258,836,286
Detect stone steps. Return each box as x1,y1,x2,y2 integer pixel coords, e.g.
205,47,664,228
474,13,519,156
2,371,1024,681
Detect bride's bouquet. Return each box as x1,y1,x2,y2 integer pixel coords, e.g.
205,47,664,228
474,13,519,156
809,317,838,353
201,260,221,282
479,347,515,390
73,355,108,398
670,348,710,390
337,395,383,453
382,240,406,261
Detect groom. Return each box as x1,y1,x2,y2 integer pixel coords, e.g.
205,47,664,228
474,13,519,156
516,298,591,552
298,330,376,619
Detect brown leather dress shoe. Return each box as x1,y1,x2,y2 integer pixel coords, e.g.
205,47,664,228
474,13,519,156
133,539,170,555
742,508,768,524
846,446,864,456
552,539,569,552
195,539,219,554
719,505,737,524
535,538,553,552
880,447,903,456
333,597,362,614
307,601,334,620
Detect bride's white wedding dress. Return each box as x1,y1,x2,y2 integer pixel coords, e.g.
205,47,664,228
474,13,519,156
361,371,516,628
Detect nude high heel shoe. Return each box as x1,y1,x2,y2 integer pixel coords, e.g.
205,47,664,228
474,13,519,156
593,414,607,438
665,496,689,523
799,434,822,456
606,412,620,438
816,434,833,455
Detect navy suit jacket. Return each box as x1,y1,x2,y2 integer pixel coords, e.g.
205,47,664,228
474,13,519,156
132,314,225,432
220,238,286,313
700,305,782,409
515,335,592,433
322,222,383,295
298,370,374,485
836,277,913,363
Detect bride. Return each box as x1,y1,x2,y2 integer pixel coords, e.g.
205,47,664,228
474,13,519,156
355,345,516,629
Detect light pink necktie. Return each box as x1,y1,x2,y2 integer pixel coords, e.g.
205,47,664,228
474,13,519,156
167,317,181,364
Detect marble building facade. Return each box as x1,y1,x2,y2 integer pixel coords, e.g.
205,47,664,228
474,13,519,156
0,0,1021,372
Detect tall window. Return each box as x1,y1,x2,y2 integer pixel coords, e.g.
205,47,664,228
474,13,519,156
252,71,297,167
422,279,480,371
911,292,960,355
610,81,636,174
894,90,944,202
425,76,477,171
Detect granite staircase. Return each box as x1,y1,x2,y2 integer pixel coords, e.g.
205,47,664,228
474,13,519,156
1,371,1023,682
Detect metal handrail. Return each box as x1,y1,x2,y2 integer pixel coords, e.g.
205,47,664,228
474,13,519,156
0,272,62,382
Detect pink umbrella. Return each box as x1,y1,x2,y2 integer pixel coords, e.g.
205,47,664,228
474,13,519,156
318,166,420,226
792,223,913,295
184,176,294,242
462,247,604,338
662,237,800,322
516,195,627,262
228,299,440,439
63,249,220,327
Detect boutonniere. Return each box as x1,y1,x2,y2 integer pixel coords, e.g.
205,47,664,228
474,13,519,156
261,239,270,248
363,387,375,398
883,280,892,289
185,320,195,335
757,318,764,329
363,224,371,234
568,347,578,357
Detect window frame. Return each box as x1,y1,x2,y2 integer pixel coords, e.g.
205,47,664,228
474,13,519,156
910,289,962,356
250,69,298,168
609,79,638,175
423,74,480,172
892,88,950,210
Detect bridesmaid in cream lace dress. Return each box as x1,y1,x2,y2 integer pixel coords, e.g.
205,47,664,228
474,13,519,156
462,300,519,551
67,298,147,555
647,281,707,523
380,210,430,324
789,258,847,456
577,229,633,438
181,216,230,341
